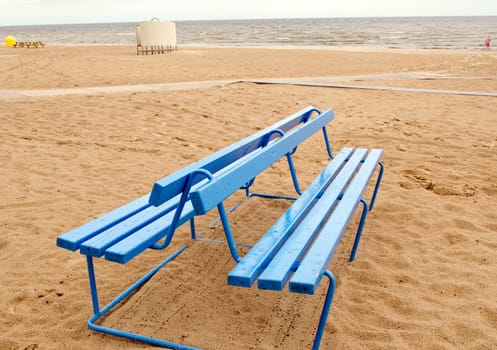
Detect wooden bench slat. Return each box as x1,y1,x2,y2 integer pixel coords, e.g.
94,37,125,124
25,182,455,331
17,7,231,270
79,196,184,257
257,149,368,291
104,202,195,263
190,109,335,215
289,149,383,294
272,106,322,134
149,106,321,207
56,194,150,251
227,147,354,288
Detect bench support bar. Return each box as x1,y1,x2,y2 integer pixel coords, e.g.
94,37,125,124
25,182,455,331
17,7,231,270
369,162,384,211
349,162,384,261
245,123,334,201
245,152,302,199
312,270,336,350
349,161,383,261
217,202,242,262
349,198,369,262
85,245,202,350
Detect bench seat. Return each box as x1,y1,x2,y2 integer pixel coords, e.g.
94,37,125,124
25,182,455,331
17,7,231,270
191,145,383,350
56,193,195,263
228,147,383,294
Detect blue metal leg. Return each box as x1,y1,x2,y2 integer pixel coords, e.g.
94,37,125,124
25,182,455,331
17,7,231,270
349,199,369,262
86,255,100,315
312,270,336,350
245,157,299,200
245,127,304,198
86,245,200,349
190,218,197,240
216,202,241,262
369,162,384,211
321,126,333,159
286,153,302,195
247,155,302,199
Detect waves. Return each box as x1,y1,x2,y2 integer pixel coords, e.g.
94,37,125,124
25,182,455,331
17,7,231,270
1,16,496,49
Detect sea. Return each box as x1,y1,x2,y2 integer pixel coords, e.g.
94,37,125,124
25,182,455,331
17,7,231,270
1,16,496,50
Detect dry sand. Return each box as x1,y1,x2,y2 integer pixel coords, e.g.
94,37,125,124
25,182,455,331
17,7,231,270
1,45,497,350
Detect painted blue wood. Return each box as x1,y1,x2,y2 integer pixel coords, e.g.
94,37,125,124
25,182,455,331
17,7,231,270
149,106,324,206
56,194,150,251
227,148,354,288
104,202,195,263
79,196,183,257
257,149,368,290
289,149,383,295
57,107,328,264
190,109,335,215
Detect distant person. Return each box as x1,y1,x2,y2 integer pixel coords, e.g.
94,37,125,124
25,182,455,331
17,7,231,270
485,36,491,49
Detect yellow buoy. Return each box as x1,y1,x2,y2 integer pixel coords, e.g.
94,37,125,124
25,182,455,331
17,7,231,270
5,36,16,47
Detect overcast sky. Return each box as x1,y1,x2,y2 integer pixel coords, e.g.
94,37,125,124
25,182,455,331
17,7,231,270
1,0,497,26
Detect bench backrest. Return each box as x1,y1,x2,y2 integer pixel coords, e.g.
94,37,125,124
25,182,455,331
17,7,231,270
148,106,323,207
57,106,334,264
57,106,324,256
189,108,335,215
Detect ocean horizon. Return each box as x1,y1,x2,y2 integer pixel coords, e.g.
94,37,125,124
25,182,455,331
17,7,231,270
1,16,496,50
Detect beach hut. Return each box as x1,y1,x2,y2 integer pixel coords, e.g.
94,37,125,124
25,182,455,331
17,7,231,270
136,18,177,55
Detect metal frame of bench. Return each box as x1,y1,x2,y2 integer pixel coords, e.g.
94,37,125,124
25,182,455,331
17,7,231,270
192,146,384,350
56,106,336,350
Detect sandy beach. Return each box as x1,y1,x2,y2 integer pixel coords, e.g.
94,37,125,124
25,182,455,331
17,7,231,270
1,45,497,349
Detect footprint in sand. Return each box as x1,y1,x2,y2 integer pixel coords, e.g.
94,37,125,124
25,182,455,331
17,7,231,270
8,289,65,315
400,169,476,197
0,340,21,350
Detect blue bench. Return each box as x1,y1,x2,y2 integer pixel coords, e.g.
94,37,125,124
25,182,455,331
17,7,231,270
56,107,346,349
190,147,383,349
